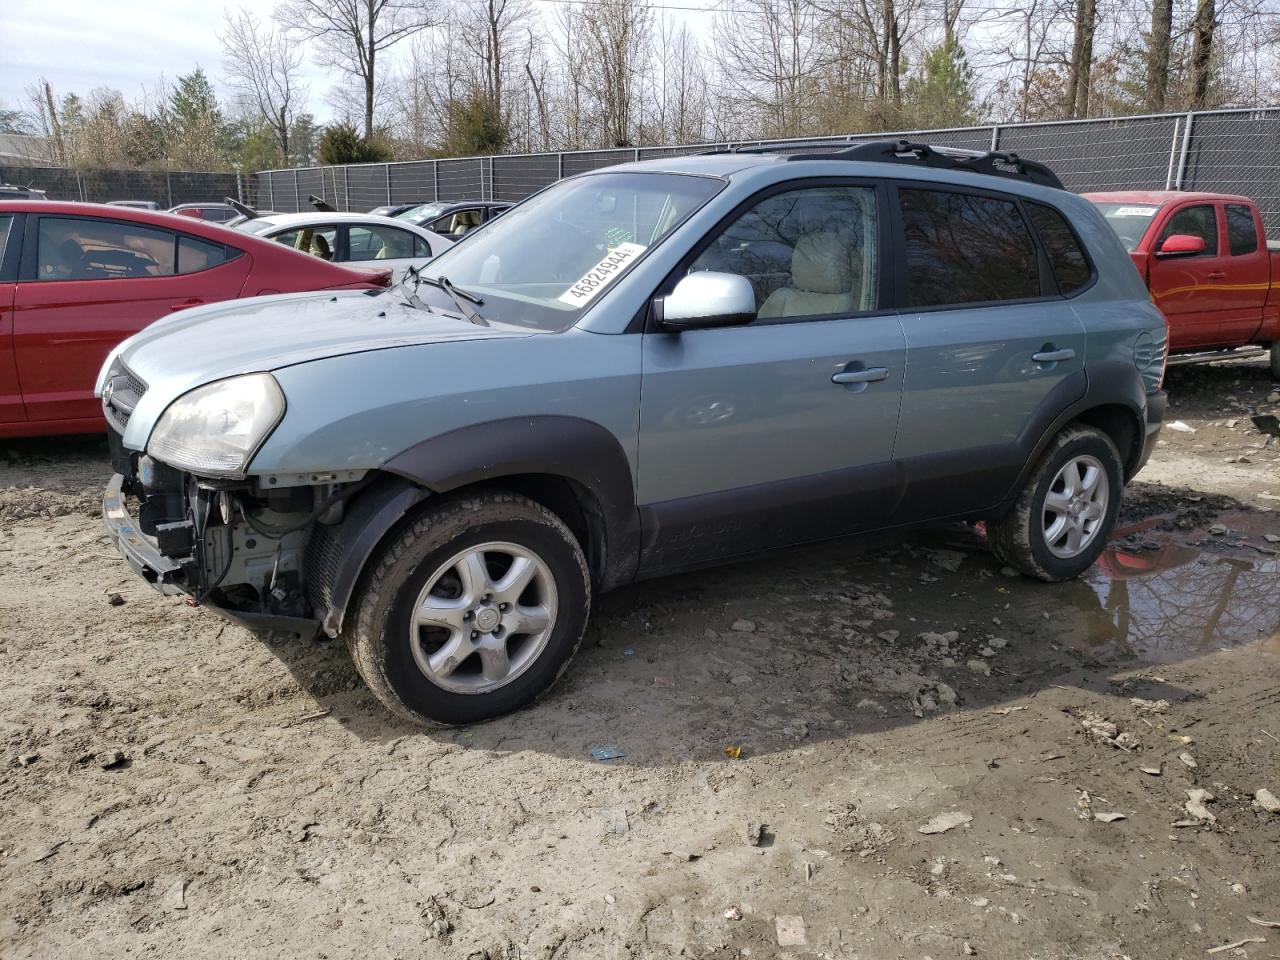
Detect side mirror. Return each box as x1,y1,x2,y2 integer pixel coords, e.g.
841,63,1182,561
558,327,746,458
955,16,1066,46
1157,233,1207,257
654,272,756,332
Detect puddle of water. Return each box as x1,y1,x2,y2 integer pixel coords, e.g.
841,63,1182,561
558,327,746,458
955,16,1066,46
1060,513,1280,661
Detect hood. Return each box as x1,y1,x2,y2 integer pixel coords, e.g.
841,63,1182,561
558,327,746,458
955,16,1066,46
108,289,537,449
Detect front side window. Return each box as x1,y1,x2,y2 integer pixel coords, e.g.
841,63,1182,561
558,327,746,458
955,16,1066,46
1027,202,1092,296
430,208,485,238
349,225,416,261
1159,204,1218,255
37,217,177,280
688,185,879,319
1226,204,1258,256
898,189,1039,307
419,172,722,327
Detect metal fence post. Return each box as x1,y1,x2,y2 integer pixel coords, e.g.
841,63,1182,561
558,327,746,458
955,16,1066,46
386,164,392,205
432,161,439,201
1174,112,1195,190
293,170,301,211
1164,115,1182,189
558,152,564,180
343,166,351,211
990,124,1000,151
165,171,173,207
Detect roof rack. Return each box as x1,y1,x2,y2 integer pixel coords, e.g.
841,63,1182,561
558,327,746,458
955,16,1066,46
714,138,1064,190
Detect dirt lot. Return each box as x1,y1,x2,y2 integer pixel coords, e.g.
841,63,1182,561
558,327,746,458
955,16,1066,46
2,360,1279,960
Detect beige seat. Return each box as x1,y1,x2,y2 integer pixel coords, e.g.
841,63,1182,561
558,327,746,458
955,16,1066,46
758,231,861,319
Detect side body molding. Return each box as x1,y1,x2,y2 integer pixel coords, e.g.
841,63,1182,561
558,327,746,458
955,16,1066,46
382,415,642,589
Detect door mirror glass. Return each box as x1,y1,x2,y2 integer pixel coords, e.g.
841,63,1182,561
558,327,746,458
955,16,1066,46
656,272,756,331
1157,233,1207,257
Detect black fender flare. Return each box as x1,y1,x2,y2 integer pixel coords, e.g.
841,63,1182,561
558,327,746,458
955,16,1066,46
383,415,641,588
1010,359,1149,495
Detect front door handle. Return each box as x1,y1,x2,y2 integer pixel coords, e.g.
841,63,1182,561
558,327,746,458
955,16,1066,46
1031,348,1075,363
832,366,890,385
1206,271,1227,280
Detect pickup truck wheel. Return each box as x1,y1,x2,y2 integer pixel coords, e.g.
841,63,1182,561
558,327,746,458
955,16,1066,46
344,491,590,726
987,425,1122,582
1270,342,1280,379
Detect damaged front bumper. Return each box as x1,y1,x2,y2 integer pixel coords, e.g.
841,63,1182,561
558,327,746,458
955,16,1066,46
102,472,321,638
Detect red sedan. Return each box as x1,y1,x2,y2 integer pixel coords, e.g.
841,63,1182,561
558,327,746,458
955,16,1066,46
0,201,389,438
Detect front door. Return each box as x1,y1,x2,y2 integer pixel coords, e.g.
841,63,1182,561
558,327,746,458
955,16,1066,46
636,182,906,573
344,223,435,282
1147,201,1228,350
889,187,1089,518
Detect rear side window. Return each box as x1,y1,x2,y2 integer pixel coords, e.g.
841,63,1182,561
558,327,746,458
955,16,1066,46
1226,204,1258,256
348,224,416,262
1027,202,1092,295
177,236,234,274
1159,205,1218,255
0,215,12,267
37,217,177,280
898,189,1039,307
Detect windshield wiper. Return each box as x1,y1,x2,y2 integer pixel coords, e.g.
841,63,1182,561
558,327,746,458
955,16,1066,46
419,275,488,326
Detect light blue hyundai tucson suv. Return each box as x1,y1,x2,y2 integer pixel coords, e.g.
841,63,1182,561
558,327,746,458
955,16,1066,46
99,141,1169,725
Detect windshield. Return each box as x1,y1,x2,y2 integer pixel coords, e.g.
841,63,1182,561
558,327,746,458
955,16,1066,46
1091,201,1162,252
398,202,448,225
416,172,723,327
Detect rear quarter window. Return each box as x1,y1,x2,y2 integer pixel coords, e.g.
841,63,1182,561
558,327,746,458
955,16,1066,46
1026,202,1092,295
897,188,1040,307
1226,204,1258,256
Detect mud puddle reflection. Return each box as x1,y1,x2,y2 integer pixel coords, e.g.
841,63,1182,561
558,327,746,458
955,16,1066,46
1047,513,1280,661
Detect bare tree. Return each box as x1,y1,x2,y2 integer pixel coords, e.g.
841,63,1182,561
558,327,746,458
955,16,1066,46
1188,0,1216,109
1065,0,1097,116
713,0,823,139
1145,0,1174,111
276,0,434,139
581,0,653,146
221,9,307,163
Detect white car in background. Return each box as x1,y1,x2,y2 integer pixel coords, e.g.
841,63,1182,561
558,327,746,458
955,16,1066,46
236,212,452,282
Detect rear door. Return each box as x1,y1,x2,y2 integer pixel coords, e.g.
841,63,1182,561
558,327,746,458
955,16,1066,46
888,186,1090,519
1216,202,1269,345
1147,201,1227,349
344,223,435,282
13,214,251,424
0,213,23,424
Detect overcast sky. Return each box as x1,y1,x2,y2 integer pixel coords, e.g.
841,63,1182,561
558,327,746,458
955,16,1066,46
1,0,342,123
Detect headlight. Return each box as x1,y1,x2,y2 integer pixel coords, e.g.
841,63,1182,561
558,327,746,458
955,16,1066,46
147,374,285,478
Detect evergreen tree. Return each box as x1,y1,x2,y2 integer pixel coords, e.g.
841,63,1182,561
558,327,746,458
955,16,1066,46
442,94,509,156
317,122,391,164
167,68,228,169
904,39,979,129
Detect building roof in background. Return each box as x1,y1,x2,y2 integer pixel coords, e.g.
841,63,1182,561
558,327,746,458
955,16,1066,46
0,133,55,166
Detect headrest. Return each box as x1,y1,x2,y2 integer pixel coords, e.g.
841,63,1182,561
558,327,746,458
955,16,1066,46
791,231,852,294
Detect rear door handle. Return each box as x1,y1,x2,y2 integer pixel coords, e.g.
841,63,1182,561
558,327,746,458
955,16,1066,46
169,298,204,312
832,366,889,385
1031,348,1075,363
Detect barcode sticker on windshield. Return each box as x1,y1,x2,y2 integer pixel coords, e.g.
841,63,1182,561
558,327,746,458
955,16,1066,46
1112,206,1158,217
558,242,647,307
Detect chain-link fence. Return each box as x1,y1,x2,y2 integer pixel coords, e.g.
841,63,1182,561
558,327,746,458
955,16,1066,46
255,106,1280,233
0,166,250,208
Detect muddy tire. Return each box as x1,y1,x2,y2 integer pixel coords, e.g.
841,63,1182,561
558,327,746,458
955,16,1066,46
988,425,1122,582
1270,342,1280,379
343,491,590,726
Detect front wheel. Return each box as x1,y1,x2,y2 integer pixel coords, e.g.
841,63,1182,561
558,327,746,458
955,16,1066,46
988,425,1123,582
344,491,591,725
1270,342,1280,379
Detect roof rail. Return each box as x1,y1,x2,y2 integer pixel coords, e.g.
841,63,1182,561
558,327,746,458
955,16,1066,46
709,138,1065,190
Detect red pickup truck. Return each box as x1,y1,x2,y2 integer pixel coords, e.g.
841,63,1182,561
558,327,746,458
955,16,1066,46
1085,190,1280,378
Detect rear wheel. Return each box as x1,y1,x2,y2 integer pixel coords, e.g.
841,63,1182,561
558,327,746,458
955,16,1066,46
988,425,1122,581
1270,342,1280,379
344,491,590,725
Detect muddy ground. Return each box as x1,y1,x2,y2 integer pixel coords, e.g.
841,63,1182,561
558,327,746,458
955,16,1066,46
2,360,1279,960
